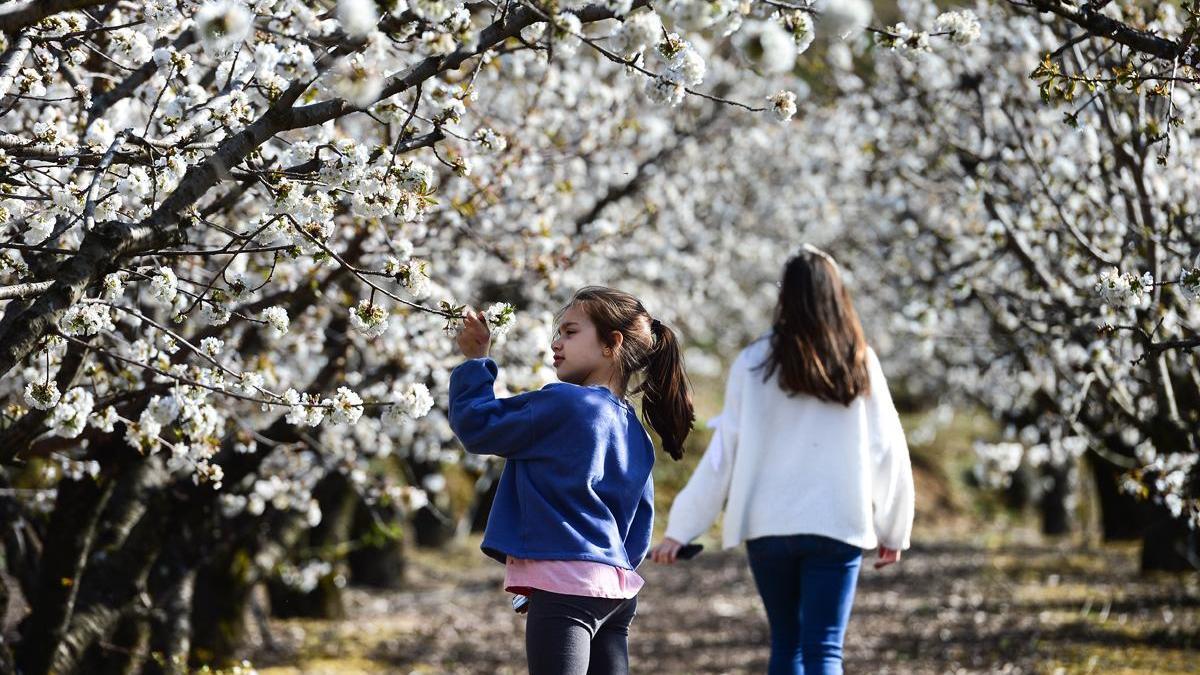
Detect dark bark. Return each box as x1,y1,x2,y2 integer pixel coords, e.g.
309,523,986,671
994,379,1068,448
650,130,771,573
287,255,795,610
143,549,197,675
411,460,455,549
16,475,116,674
347,498,407,590
267,473,357,619
41,492,168,674
1140,505,1200,573
468,462,504,535
188,551,254,669
1089,457,1144,541
1039,464,1073,537
87,611,149,675
0,563,14,675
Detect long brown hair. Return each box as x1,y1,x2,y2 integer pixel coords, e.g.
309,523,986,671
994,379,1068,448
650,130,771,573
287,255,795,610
561,286,695,460
757,246,871,406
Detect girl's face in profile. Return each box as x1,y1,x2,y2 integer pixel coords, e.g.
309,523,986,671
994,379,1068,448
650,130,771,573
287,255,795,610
551,304,610,385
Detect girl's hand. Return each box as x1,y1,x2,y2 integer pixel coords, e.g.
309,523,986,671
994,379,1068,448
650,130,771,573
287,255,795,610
874,546,901,570
649,537,684,565
456,309,491,359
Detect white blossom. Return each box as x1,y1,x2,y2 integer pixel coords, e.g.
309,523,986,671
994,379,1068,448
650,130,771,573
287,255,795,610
150,267,178,304
330,386,365,425
194,0,254,55
733,20,796,75
50,388,95,438
337,0,379,38
767,90,798,123
935,10,982,46
349,300,390,338
24,381,61,410
263,306,290,337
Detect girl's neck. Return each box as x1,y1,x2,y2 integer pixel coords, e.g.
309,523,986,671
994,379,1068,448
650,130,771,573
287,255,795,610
582,368,625,398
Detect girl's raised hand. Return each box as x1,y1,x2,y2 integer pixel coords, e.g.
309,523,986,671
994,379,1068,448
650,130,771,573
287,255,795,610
456,308,491,359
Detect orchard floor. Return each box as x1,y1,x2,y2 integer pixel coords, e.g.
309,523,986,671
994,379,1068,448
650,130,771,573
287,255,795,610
249,530,1199,675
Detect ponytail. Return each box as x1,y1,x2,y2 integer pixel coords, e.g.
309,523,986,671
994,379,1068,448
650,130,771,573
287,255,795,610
563,286,695,460
634,318,695,460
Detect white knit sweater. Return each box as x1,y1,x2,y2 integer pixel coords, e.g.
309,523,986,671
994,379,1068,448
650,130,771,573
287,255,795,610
664,337,915,551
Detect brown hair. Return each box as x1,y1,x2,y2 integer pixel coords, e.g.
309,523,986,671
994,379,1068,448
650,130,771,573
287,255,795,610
756,247,871,406
560,286,695,460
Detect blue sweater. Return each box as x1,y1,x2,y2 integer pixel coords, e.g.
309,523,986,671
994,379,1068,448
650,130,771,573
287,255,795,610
447,357,656,570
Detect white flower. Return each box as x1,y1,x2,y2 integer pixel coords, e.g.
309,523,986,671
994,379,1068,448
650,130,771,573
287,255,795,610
552,12,583,56
400,382,434,418
84,119,117,150
194,459,224,489
473,127,507,153
91,406,119,433
881,22,932,60
200,301,232,326
659,36,705,86
645,71,686,106
1180,267,1200,300
24,381,61,410
396,259,431,299
349,300,389,338
50,388,95,438
733,20,796,74
1094,267,1151,307
934,10,982,46
816,0,872,39
611,10,662,56
283,388,328,427
397,485,429,511
411,0,452,23
194,0,254,55
60,303,115,336
145,394,181,425
422,473,447,493
145,0,185,37
765,89,797,123
200,336,224,358
150,267,178,303
783,10,815,55
332,54,383,108
263,306,289,337
484,302,517,339
103,272,126,300
330,386,364,425
337,0,378,38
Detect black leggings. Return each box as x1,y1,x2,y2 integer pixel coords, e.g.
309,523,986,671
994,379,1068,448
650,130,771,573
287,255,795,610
525,590,638,675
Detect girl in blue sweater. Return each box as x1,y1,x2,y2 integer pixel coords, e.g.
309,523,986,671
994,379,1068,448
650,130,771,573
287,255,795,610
448,286,694,675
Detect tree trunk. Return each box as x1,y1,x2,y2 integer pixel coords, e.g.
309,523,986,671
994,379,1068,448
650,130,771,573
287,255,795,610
88,611,149,675
1140,505,1200,573
1089,457,1143,541
1040,463,1073,537
267,473,356,619
468,462,504,535
16,475,115,674
347,499,406,589
144,557,196,675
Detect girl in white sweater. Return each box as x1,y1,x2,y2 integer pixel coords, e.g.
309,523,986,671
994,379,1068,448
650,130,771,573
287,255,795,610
649,244,915,675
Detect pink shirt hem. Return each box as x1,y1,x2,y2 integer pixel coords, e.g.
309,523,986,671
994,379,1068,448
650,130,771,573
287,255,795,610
504,556,644,599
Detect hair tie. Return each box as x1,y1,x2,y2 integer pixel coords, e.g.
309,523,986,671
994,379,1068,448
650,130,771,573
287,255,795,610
650,318,662,332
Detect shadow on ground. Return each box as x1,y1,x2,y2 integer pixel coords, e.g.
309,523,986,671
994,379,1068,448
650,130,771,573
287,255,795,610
250,534,1199,674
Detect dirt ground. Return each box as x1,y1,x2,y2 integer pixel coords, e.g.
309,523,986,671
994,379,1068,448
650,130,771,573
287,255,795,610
249,529,1199,675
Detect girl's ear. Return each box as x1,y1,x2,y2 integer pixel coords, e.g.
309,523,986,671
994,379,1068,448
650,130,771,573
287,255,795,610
608,331,624,355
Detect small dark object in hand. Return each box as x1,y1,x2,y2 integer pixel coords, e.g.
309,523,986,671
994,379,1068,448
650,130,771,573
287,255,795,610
676,543,704,560
513,594,530,614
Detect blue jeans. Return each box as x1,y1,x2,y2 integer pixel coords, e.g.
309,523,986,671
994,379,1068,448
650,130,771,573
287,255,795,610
745,534,864,675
